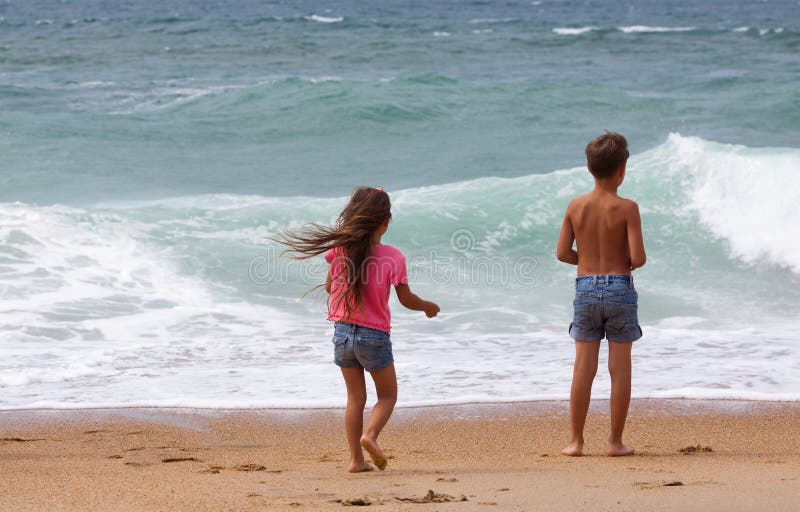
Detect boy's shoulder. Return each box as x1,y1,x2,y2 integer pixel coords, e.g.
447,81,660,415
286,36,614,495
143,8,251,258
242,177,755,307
616,196,640,213
567,192,591,207
568,193,639,210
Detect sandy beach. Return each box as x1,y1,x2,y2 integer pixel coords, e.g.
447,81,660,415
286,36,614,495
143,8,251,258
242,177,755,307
1,400,798,511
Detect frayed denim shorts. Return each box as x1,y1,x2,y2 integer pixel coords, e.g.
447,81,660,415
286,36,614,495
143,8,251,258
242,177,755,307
569,275,642,343
332,322,393,372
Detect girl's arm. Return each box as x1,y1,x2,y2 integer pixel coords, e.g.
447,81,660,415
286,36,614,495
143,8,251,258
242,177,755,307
395,284,439,318
325,268,332,294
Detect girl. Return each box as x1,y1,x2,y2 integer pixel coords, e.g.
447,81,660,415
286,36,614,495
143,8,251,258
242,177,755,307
276,186,439,473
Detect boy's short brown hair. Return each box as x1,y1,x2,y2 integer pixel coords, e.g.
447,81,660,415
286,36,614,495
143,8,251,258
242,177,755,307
585,131,629,179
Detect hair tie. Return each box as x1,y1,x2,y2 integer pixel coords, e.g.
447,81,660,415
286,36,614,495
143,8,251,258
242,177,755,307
377,187,385,192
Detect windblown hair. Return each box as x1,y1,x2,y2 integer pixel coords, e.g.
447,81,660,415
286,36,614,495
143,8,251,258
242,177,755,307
585,131,629,179
272,186,391,319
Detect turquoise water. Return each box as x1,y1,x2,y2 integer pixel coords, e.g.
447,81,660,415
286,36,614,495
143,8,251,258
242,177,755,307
0,1,799,408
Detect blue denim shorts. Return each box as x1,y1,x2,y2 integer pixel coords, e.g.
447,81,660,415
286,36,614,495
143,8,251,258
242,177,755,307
569,275,642,343
332,322,393,372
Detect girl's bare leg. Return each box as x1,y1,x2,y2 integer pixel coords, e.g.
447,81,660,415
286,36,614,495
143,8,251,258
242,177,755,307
360,363,397,470
607,341,634,456
340,366,373,472
562,341,600,456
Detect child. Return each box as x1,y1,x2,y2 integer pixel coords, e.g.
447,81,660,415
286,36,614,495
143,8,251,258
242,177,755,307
556,131,646,457
275,186,439,472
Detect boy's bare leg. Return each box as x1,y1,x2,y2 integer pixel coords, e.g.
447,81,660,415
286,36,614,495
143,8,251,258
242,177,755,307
340,367,373,472
562,341,600,456
360,363,397,470
607,341,634,456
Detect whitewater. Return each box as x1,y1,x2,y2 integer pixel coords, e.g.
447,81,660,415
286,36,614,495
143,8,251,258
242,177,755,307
2,135,799,409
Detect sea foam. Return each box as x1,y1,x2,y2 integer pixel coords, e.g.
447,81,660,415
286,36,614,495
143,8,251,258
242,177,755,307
1,136,799,409
305,14,344,23
553,27,593,35
618,25,695,33
659,134,800,273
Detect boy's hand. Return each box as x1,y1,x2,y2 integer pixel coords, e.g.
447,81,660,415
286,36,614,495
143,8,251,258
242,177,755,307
424,302,440,318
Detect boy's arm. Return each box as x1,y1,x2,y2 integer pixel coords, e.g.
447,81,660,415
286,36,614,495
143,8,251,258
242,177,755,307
627,202,646,270
556,205,579,265
395,284,439,318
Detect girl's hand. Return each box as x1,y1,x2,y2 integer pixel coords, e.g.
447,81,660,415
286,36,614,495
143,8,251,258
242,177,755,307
395,284,439,317
424,302,440,318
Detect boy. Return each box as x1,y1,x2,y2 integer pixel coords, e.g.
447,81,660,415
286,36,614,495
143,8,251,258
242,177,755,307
556,131,646,457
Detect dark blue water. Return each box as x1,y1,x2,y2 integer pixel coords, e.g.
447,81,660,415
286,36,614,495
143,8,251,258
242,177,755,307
0,0,798,203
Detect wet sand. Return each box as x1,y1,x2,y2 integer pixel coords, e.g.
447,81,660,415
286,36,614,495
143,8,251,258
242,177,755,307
1,400,798,511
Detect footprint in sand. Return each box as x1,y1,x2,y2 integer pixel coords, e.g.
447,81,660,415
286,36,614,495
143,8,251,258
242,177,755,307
125,445,183,453
337,497,372,506
634,480,684,489
395,490,468,503
161,457,201,463
234,464,266,471
200,464,281,474
678,445,713,454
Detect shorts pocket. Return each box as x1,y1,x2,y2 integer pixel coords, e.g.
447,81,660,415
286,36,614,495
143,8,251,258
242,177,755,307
332,334,348,362
606,302,639,331
609,290,637,305
356,336,393,371
572,302,596,330
357,333,390,349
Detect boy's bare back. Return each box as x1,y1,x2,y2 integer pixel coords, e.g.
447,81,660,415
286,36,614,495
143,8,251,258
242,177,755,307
556,131,645,276
561,191,644,276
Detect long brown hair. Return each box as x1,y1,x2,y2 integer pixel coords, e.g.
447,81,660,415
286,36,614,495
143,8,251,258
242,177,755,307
272,186,392,318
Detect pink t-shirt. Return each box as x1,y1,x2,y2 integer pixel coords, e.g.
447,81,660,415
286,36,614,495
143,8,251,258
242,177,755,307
324,244,408,333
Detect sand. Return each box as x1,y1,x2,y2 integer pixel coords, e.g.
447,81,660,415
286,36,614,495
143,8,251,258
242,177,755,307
1,400,798,511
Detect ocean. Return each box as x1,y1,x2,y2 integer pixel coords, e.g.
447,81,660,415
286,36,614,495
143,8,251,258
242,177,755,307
1,0,799,409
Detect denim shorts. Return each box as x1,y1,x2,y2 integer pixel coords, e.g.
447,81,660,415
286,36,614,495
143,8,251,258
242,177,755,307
569,275,642,343
332,322,393,372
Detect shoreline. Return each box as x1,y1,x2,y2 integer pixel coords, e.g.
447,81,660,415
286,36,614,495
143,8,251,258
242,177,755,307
2,396,796,414
2,399,798,510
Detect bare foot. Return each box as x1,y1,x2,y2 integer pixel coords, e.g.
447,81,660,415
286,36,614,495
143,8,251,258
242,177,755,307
561,442,584,457
608,442,634,457
360,436,388,470
347,461,374,473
